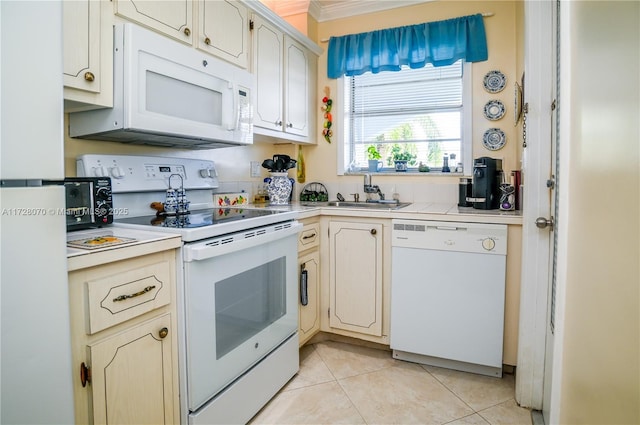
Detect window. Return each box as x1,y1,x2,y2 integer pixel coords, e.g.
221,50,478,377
340,60,471,173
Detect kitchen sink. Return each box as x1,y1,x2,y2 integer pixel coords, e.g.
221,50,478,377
326,201,411,210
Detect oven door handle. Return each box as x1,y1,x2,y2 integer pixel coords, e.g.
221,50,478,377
183,221,302,261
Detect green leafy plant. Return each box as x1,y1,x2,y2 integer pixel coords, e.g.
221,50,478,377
366,145,382,160
387,144,417,165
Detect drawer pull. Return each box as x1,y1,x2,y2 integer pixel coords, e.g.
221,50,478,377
113,285,156,302
300,265,308,306
302,233,316,240
80,362,91,387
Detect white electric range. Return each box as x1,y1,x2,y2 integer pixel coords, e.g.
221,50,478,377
77,154,301,425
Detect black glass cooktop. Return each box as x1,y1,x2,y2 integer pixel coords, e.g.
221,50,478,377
117,208,281,229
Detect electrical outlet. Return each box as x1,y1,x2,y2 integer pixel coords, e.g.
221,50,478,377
250,161,261,178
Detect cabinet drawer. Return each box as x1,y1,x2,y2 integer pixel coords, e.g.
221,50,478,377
85,260,171,334
298,222,320,251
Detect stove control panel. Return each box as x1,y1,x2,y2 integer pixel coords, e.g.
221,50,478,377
77,154,219,193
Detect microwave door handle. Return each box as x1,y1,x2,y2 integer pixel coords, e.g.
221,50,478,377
227,82,239,131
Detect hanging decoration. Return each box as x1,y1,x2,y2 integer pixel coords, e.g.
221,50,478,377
321,86,333,143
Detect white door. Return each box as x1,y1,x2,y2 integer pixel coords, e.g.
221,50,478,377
515,0,555,412
542,2,560,422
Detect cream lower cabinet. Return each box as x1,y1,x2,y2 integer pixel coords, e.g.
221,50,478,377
68,248,179,425
298,219,321,345
324,218,391,344
89,313,174,424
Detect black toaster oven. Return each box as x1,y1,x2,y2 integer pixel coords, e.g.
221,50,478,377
63,177,113,231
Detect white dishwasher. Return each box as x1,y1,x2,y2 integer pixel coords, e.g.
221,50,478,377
390,219,507,377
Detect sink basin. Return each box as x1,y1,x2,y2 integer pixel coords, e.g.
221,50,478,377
326,201,411,210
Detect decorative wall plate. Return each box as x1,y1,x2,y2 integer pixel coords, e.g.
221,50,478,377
483,100,506,121
483,70,507,93
514,81,523,125
482,128,506,151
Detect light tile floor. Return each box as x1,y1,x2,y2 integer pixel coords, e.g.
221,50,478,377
250,340,532,425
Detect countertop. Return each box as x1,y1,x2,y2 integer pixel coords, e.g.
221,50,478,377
67,227,181,271
252,202,523,225
66,201,521,269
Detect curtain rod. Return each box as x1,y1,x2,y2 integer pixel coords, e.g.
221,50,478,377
319,12,494,43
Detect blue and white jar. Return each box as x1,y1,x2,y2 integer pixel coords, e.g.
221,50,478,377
266,172,293,205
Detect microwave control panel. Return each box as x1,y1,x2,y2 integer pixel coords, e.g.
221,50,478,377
77,154,219,193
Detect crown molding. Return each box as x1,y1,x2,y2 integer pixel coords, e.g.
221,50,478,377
314,0,435,22
260,0,435,22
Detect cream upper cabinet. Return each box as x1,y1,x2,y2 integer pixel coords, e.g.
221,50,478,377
114,0,193,44
252,15,283,130
284,36,311,138
251,14,317,143
328,220,384,338
198,0,249,68
63,0,113,111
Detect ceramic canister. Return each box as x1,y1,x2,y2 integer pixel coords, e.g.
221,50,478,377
266,172,293,205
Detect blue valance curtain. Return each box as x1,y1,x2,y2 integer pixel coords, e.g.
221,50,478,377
327,14,488,79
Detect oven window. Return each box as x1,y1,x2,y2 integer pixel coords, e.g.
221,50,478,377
215,257,286,359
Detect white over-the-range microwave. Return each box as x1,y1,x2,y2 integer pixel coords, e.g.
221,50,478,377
69,23,254,149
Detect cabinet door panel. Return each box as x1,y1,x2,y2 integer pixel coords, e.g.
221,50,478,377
90,314,174,425
115,0,192,43
284,37,309,137
199,0,249,68
299,251,320,344
63,0,101,93
252,16,283,130
329,221,383,336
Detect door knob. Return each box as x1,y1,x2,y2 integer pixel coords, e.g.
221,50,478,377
535,216,554,230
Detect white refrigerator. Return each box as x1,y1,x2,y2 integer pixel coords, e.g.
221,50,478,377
1,1,75,423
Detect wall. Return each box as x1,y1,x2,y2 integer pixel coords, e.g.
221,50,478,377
555,1,639,422
64,115,296,194
306,0,521,203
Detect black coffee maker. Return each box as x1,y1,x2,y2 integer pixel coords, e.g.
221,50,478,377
472,157,503,209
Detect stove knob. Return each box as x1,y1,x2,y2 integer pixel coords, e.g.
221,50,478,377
199,168,217,178
92,166,107,177
110,166,125,179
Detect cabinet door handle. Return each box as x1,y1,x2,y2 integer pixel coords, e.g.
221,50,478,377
80,362,91,387
159,327,169,339
112,285,156,302
275,120,283,127
370,228,377,235
204,37,211,45
286,122,293,128
184,27,191,36
300,266,308,306
302,233,316,240
84,72,95,82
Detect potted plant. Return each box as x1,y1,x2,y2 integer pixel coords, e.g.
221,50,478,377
388,144,417,172
366,145,383,172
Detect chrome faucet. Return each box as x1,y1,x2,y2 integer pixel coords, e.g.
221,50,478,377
363,174,385,201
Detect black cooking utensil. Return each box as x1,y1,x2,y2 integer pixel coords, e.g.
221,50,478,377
261,159,275,170
286,159,297,170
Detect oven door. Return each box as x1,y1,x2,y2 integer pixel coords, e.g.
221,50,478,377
183,221,301,411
